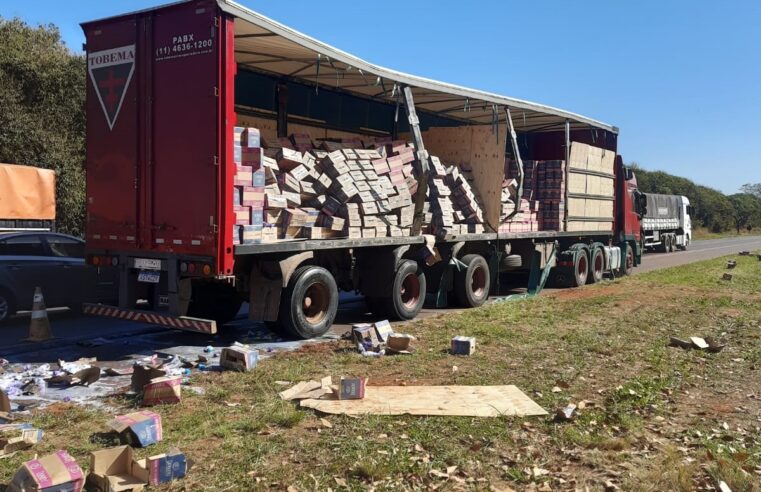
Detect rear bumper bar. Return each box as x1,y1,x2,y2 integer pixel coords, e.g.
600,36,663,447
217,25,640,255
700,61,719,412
83,303,217,334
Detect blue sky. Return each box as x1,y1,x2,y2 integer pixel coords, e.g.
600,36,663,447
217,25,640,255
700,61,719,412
3,0,760,194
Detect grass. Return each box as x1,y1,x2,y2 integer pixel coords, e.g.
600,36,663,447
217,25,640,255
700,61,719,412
2,252,761,490
692,227,761,240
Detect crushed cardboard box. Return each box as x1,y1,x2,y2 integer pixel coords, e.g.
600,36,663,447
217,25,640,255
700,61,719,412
6,450,84,492
300,385,548,417
134,448,188,486
142,376,181,406
109,411,163,448
279,376,333,401
220,343,259,372
87,446,146,492
1,423,43,457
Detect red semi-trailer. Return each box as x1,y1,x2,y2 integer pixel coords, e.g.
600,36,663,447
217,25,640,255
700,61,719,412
81,0,644,338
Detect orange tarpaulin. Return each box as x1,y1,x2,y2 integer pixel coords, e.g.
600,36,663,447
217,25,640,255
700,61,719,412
0,163,56,220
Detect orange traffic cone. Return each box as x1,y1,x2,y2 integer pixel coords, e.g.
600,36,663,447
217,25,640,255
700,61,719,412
26,287,53,342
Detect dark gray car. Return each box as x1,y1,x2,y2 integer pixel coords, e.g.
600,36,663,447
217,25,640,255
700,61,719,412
0,232,118,322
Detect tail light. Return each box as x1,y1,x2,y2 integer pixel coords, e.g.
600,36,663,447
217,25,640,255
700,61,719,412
202,264,212,276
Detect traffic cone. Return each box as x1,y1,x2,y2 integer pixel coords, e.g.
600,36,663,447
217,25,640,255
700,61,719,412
26,287,53,342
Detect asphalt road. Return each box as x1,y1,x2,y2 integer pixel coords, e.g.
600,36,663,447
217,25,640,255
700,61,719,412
635,236,761,273
2,236,759,366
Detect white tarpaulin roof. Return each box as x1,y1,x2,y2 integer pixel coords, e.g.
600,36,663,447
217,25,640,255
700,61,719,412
85,0,619,134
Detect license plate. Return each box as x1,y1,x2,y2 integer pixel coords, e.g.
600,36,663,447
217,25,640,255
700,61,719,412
135,258,161,270
138,270,161,284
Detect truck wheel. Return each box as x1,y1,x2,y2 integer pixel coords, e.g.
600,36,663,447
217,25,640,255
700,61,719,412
0,289,16,324
588,248,605,284
279,266,338,339
499,254,522,271
454,254,490,308
383,260,426,321
187,281,242,327
622,246,634,276
570,249,589,287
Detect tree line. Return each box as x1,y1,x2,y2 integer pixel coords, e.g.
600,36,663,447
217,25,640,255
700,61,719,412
0,18,757,237
0,17,85,235
632,165,761,233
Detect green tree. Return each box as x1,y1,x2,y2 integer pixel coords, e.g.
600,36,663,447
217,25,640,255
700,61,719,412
728,194,759,233
630,163,736,233
741,183,761,198
0,18,85,235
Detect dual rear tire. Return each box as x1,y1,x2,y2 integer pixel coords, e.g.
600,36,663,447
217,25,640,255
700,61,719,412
279,266,338,339
366,260,426,321
454,254,490,308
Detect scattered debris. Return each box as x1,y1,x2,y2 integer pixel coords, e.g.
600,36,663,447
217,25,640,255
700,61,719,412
352,323,383,355
554,403,577,422
6,450,84,492
738,250,750,256
135,448,188,485
604,479,621,491
451,336,476,355
109,411,163,447
299,385,547,417
386,334,415,354
338,377,366,400
131,363,167,393
669,336,725,352
1,423,43,457
220,342,259,372
87,445,188,490
726,260,737,269
722,273,733,281
717,481,732,492
279,377,333,401
87,445,147,491
142,376,182,406
690,336,709,349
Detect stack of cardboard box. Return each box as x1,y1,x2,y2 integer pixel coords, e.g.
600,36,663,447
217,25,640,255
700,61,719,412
502,159,566,232
424,157,486,237
232,128,488,243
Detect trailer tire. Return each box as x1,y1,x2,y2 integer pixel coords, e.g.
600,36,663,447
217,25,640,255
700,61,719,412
571,249,589,287
454,254,490,308
279,266,338,339
187,281,242,326
622,245,635,276
589,248,604,284
383,260,426,321
500,254,522,271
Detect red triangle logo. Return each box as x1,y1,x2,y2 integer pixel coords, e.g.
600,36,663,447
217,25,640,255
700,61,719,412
88,45,135,130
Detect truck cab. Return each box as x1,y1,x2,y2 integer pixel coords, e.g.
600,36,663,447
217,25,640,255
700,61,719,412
641,193,692,252
680,196,692,249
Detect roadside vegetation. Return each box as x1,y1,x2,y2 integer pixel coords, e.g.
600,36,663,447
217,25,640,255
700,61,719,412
633,166,761,235
2,253,760,491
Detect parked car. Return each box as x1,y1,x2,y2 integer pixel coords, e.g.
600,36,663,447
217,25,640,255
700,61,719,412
0,231,118,322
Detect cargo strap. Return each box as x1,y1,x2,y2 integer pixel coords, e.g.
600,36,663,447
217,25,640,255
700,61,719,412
494,245,557,302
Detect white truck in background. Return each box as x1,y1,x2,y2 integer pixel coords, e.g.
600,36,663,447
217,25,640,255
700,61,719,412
641,194,692,252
